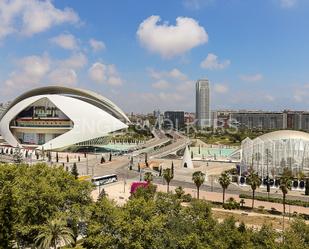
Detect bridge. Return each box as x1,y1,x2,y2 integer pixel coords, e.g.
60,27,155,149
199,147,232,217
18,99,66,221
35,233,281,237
131,129,191,159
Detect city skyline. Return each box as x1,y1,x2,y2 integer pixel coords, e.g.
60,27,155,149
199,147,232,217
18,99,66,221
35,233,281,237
1,0,309,113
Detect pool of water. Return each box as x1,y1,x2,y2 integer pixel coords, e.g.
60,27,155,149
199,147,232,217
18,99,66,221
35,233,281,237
190,147,237,158
98,143,137,152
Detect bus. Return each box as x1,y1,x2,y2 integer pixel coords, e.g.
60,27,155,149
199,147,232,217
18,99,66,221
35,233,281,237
92,174,118,186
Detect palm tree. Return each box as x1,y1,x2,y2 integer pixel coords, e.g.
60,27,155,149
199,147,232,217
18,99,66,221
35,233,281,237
279,167,293,215
192,171,205,200
144,172,153,183
218,172,231,204
35,218,74,249
246,169,261,209
254,152,261,175
163,168,173,192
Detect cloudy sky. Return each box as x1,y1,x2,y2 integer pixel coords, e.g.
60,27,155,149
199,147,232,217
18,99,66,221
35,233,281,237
0,0,309,113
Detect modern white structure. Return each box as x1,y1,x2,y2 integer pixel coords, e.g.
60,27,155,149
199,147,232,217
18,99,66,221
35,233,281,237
196,79,210,128
0,86,130,150
182,145,193,169
241,130,309,177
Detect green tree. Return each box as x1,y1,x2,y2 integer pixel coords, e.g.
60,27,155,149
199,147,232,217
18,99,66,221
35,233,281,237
246,169,262,209
35,218,74,249
13,148,23,164
71,162,79,179
175,186,185,199
192,171,205,200
0,163,93,246
163,168,173,192
143,172,153,183
0,185,15,249
280,167,293,215
218,172,231,204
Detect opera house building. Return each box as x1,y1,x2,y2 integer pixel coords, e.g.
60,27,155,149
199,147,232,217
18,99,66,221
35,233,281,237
0,86,130,150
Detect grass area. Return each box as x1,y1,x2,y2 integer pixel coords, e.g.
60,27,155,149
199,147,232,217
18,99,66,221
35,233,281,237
212,209,290,230
189,129,275,146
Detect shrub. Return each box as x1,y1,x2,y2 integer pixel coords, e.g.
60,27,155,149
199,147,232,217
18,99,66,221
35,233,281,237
239,194,309,207
223,197,240,210
182,193,193,202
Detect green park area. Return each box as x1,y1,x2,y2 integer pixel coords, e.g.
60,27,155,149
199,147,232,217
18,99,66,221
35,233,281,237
0,163,308,249
190,129,273,146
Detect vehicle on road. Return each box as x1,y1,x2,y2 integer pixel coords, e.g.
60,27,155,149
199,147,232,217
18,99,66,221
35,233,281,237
92,174,118,186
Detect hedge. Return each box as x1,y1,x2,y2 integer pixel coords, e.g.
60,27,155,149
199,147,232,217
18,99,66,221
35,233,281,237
239,194,309,207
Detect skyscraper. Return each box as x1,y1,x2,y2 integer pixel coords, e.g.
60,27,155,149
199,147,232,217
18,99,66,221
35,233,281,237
196,79,210,128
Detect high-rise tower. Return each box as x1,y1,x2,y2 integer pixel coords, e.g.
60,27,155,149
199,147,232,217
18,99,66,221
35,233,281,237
196,79,210,128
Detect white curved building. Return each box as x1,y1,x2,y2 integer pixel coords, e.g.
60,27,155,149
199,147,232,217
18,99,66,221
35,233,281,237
0,86,130,150
241,130,309,177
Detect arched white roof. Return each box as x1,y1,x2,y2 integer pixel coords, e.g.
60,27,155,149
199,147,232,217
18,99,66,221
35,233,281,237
0,86,130,123
0,86,130,150
256,130,309,142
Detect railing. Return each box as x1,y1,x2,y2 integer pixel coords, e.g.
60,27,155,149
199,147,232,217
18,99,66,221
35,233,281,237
11,124,72,128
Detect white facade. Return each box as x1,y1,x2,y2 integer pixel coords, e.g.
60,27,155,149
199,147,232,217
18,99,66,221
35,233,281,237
241,130,309,177
0,86,129,150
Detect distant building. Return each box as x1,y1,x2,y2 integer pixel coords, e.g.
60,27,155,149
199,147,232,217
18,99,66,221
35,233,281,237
164,111,185,130
153,109,164,129
211,109,309,131
184,112,195,125
196,79,210,128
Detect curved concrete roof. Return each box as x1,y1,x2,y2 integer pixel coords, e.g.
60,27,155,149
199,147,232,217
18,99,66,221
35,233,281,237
256,130,309,142
0,94,128,150
0,86,130,123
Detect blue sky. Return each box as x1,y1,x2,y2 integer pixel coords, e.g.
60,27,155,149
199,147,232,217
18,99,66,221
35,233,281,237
1,0,309,113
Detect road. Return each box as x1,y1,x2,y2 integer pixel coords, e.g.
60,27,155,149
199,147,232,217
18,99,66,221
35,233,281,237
90,157,309,203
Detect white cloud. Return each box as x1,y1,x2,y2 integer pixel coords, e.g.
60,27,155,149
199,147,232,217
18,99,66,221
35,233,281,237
5,53,50,88
176,80,194,92
158,92,184,102
200,53,230,70
59,53,87,69
280,0,297,8
0,0,79,39
152,80,170,89
88,62,123,86
214,84,228,94
137,15,208,58
48,68,77,85
50,33,78,50
265,95,275,102
293,85,309,102
239,73,263,82
149,68,187,81
3,52,86,92
89,38,105,52
169,68,188,80
183,0,214,10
